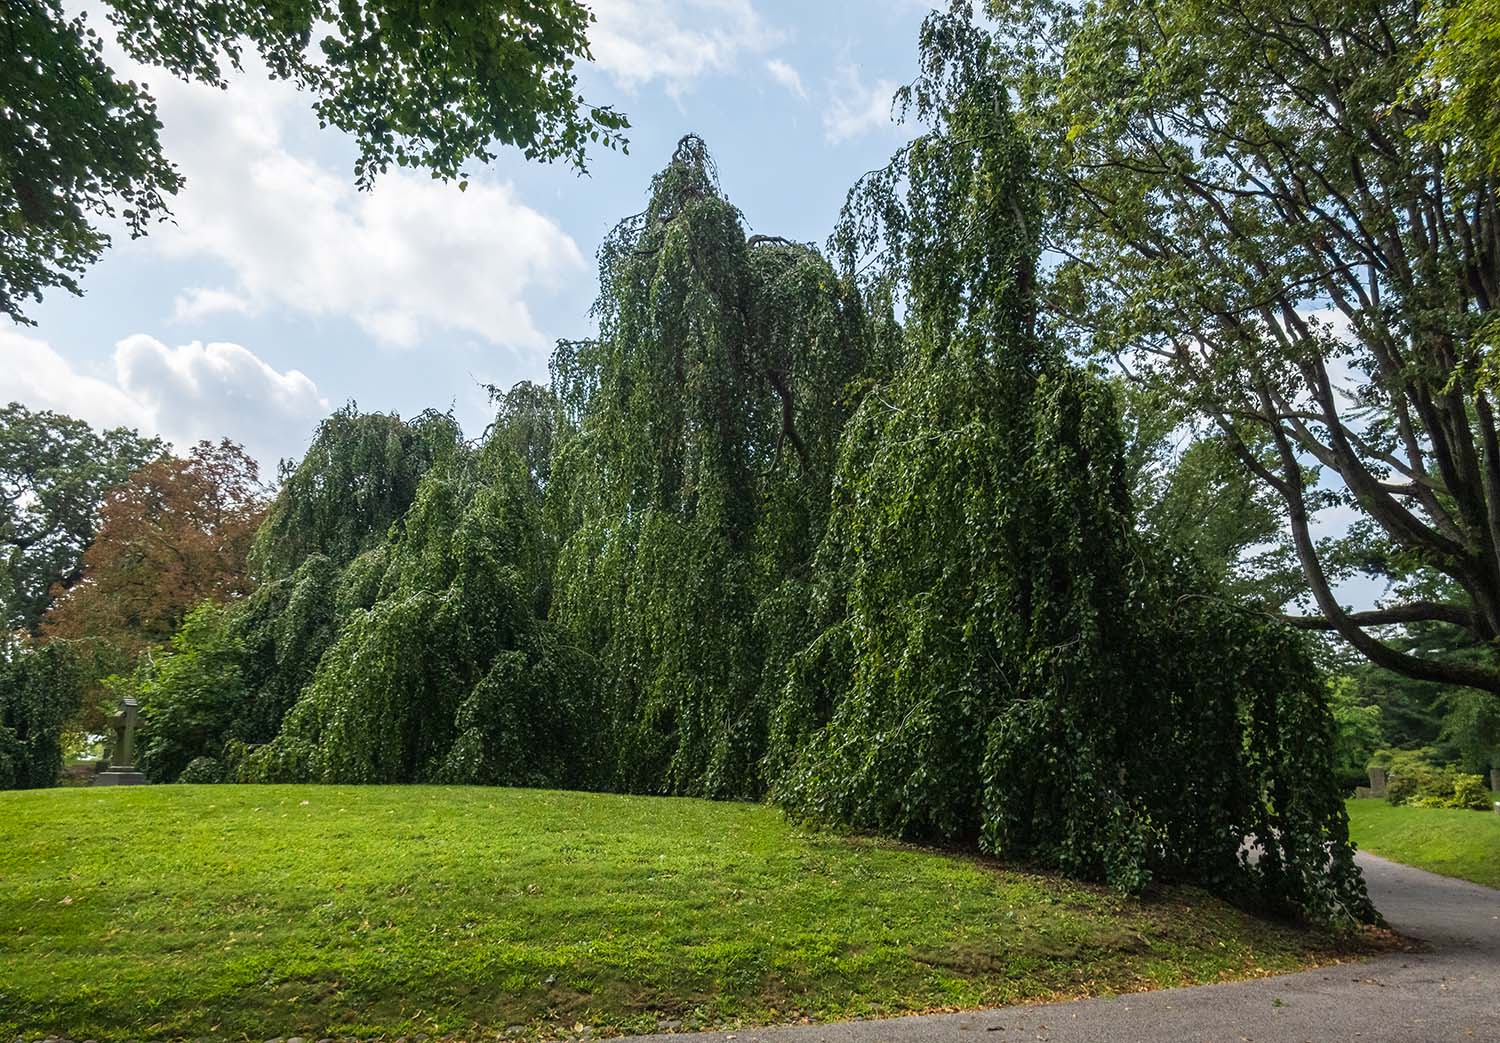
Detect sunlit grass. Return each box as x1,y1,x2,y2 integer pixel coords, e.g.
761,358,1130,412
1,785,1361,1041
1347,796,1500,889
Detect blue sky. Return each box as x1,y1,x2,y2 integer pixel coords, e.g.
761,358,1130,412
1,1,936,471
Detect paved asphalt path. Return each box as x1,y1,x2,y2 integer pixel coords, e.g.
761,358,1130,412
622,854,1499,1043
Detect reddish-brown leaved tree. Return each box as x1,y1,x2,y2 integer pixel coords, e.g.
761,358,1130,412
43,439,267,729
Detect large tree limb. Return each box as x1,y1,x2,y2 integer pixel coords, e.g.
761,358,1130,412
1262,386,1500,693
1282,601,1474,631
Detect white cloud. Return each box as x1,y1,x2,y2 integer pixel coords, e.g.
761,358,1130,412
171,287,253,323
0,328,329,470
766,58,807,99
123,55,585,353
824,64,900,143
589,0,781,92
0,329,151,434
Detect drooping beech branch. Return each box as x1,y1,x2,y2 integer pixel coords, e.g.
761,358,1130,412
765,368,809,473
1282,602,1474,631
739,234,812,475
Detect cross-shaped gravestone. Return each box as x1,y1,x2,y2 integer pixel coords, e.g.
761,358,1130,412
94,696,147,786
109,697,140,768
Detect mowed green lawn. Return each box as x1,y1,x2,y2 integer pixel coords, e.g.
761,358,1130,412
1347,797,1500,889
3,786,1359,1042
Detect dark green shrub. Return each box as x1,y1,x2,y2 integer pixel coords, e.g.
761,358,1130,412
1384,770,1422,805
1376,747,1491,809
1378,748,1449,805
0,640,83,789
177,756,226,784
126,604,248,782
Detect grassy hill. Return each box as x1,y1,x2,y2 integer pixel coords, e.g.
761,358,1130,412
1347,797,1500,889
2,785,1366,1041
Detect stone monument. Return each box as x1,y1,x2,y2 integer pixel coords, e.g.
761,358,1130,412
94,696,147,786
1367,765,1387,798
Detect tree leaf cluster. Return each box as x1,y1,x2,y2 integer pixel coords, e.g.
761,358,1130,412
0,637,82,790
986,0,1500,693
34,438,266,735
1,0,627,323
0,403,164,632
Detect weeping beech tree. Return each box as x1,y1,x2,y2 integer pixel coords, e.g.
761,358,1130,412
124,119,1373,920
548,136,878,798
768,15,1374,921
115,408,463,781
245,423,590,786
251,405,462,582
232,408,463,755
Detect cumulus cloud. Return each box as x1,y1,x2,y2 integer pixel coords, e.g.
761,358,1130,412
824,64,900,143
765,58,807,99
0,328,329,470
171,287,253,323
589,0,781,92
121,53,584,353
0,329,151,434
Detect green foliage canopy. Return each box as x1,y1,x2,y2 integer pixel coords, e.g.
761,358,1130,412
130,603,248,783
193,408,460,769
1340,621,1500,773
1123,388,1300,608
227,553,348,751
1327,676,1386,789
770,12,1373,920
989,0,1500,693
245,432,587,786
0,638,82,789
89,121,1375,924
97,408,462,780
548,136,876,798
251,406,462,581
1,2,181,321
0,403,163,631
1,0,627,323
1411,0,1500,177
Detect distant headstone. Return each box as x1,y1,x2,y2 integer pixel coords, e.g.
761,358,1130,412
94,696,147,786
1367,765,1388,798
